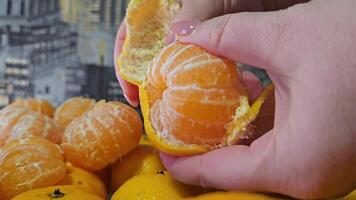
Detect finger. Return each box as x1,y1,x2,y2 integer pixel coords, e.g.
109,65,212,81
114,21,139,107
178,10,296,75
240,70,263,102
116,70,139,107
160,130,277,192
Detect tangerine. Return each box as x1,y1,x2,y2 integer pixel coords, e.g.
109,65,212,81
117,0,274,156
0,107,60,146
10,98,55,118
57,163,107,199
0,136,66,200
110,144,165,191
140,42,273,155
54,97,95,132
111,171,205,200
61,101,142,171
10,185,103,200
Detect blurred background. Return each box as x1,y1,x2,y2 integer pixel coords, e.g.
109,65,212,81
0,0,269,109
0,0,130,108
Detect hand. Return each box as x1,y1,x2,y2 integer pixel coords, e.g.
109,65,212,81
160,0,356,199
114,0,282,105
114,21,139,107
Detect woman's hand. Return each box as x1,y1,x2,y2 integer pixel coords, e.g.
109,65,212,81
160,0,356,199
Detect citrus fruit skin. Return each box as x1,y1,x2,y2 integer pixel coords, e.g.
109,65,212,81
61,101,142,171
57,163,107,199
111,171,204,200
54,97,96,132
6,112,61,145
10,98,55,118
0,136,66,200
117,0,178,85
10,185,103,200
335,189,356,200
110,144,165,191
183,191,282,200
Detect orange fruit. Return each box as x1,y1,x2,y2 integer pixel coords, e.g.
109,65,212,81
0,106,61,146
117,0,274,156
57,163,107,199
110,144,165,191
117,0,179,85
0,136,66,200
10,98,55,118
95,166,111,189
183,191,282,200
61,101,143,171
10,185,103,200
111,171,206,200
54,97,96,132
140,42,274,155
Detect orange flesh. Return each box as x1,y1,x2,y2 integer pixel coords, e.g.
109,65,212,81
61,101,142,171
146,42,247,145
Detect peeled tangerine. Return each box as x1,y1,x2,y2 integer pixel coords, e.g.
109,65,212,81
0,106,61,147
61,101,142,171
0,136,66,200
118,0,274,156
54,97,96,132
10,98,55,118
57,163,107,199
140,42,273,155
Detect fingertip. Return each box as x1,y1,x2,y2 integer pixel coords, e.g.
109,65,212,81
170,20,201,36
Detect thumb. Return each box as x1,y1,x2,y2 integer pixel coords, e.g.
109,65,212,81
160,131,277,191
179,10,295,75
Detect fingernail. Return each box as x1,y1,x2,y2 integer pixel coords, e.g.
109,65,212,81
165,31,176,44
124,93,139,107
170,20,200,36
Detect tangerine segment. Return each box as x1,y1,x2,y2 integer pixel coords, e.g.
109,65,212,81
117,0,178,85
0,136,66,200
145,42,247,145
6,112,61,144
10,98,55,118
61,101,142,171
54,97,96,132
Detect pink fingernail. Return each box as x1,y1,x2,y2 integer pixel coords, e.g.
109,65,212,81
124,93,139,107
170,20,200,36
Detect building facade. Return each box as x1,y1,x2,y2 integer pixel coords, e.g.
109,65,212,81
0,0,129,106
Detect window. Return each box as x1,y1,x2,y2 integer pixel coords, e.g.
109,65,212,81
45,86,50,94
20,1,25,16
100,55,105,66
7,0,12,15
29,1,34,16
